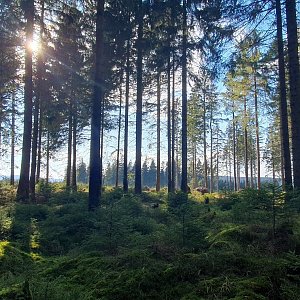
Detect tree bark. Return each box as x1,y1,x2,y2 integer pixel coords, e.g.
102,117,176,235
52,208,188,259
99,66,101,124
30,0,44,198
123,39,130,192
116,71,123,187
134,0,143,194
244,97,249,188
167,57,172,193
171,55,176,192
156,73,161,192
10,92,16,186
285,0,300,188
89,0,104,210
17,0,34,202
72,102,77,191
203,92,208,188
66,111,72,188
232,109,237,191
253,70,261,189
181,0,188,193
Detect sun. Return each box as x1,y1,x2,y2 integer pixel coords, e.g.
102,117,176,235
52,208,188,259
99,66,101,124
27,39,41,53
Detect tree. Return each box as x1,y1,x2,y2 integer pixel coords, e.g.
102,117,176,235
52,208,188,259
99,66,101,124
285,0,300,189
17,0,34,202
181,0,188,193
134,0,144,194
275,0,292,189
89,0,105,210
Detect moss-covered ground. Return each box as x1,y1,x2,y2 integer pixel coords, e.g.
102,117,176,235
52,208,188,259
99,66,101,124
0,183,300,299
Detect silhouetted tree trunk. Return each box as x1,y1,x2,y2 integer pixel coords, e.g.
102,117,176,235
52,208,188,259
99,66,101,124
181,0,188,193
36,107,42,182
203,93,208,188
233,109,237,191
10,92,16,186
167,57,172,192
135,0,143,194
66,112,72,188
156,73,161,192
72,101,77,191
89,0,104,209
116,71,123,187
123,39,130,192
17,0,34,202
254,70,261,189
30,0,44,198
209,103,213,193
285,0,300,189
244,97,249,188
46,130,50,184
171,55,176,192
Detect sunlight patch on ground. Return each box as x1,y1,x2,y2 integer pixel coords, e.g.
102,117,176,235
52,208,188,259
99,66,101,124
0,241,10,257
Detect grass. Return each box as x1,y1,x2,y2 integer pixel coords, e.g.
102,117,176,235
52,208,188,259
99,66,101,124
0,183,299,299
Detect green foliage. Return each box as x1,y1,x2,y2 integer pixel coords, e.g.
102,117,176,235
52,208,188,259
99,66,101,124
0,186,299,299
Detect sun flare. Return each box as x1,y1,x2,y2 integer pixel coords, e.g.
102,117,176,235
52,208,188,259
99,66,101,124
27,39,40,53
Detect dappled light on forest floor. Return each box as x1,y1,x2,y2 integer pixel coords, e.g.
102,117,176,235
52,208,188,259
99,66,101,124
0,184,300,298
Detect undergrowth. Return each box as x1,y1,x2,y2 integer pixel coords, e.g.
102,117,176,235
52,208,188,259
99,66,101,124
0,184,299,299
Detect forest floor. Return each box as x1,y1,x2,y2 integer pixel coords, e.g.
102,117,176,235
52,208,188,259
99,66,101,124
0,183,300,299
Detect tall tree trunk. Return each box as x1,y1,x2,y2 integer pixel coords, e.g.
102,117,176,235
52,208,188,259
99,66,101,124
285,0,300,188
209,104,213,193
167,56,172,193
181,0,188,193
134,0,143,194
46,130,50,184
100,100,105,191
244,97,249,188
66,112,72,188
36,107,42,182
156,72,161,192
123,39,130,192
72,102,77,191
30,0,44,198
10,92,16,186
253,69,261,189
17,0,34,202
89,0,104,210
171,55,176,192
203,94,208,188
233,110,237,191
116,71,123,187
275,0,292,190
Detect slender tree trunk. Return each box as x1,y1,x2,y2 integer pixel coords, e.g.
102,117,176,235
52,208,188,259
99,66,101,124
216,126,219,193
167,57,172,193
250,155,254,188
156,72,161,192
181,0,188,193
209,104,213,193
135,0,143,194
275,0,292,190
233,110,237,191
254,70,261,189
17,0,34,202
123,39,130,192
171,55,176,192
30,0,44,198
116,71,123,188
10,92,16,186
66,112,72,188
36,107,42,182
72,103,77,191
285,0,300,189
203,94,208,188
244,97,249,188
46,130,50,184
89,0,104,210
100,98,105,191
